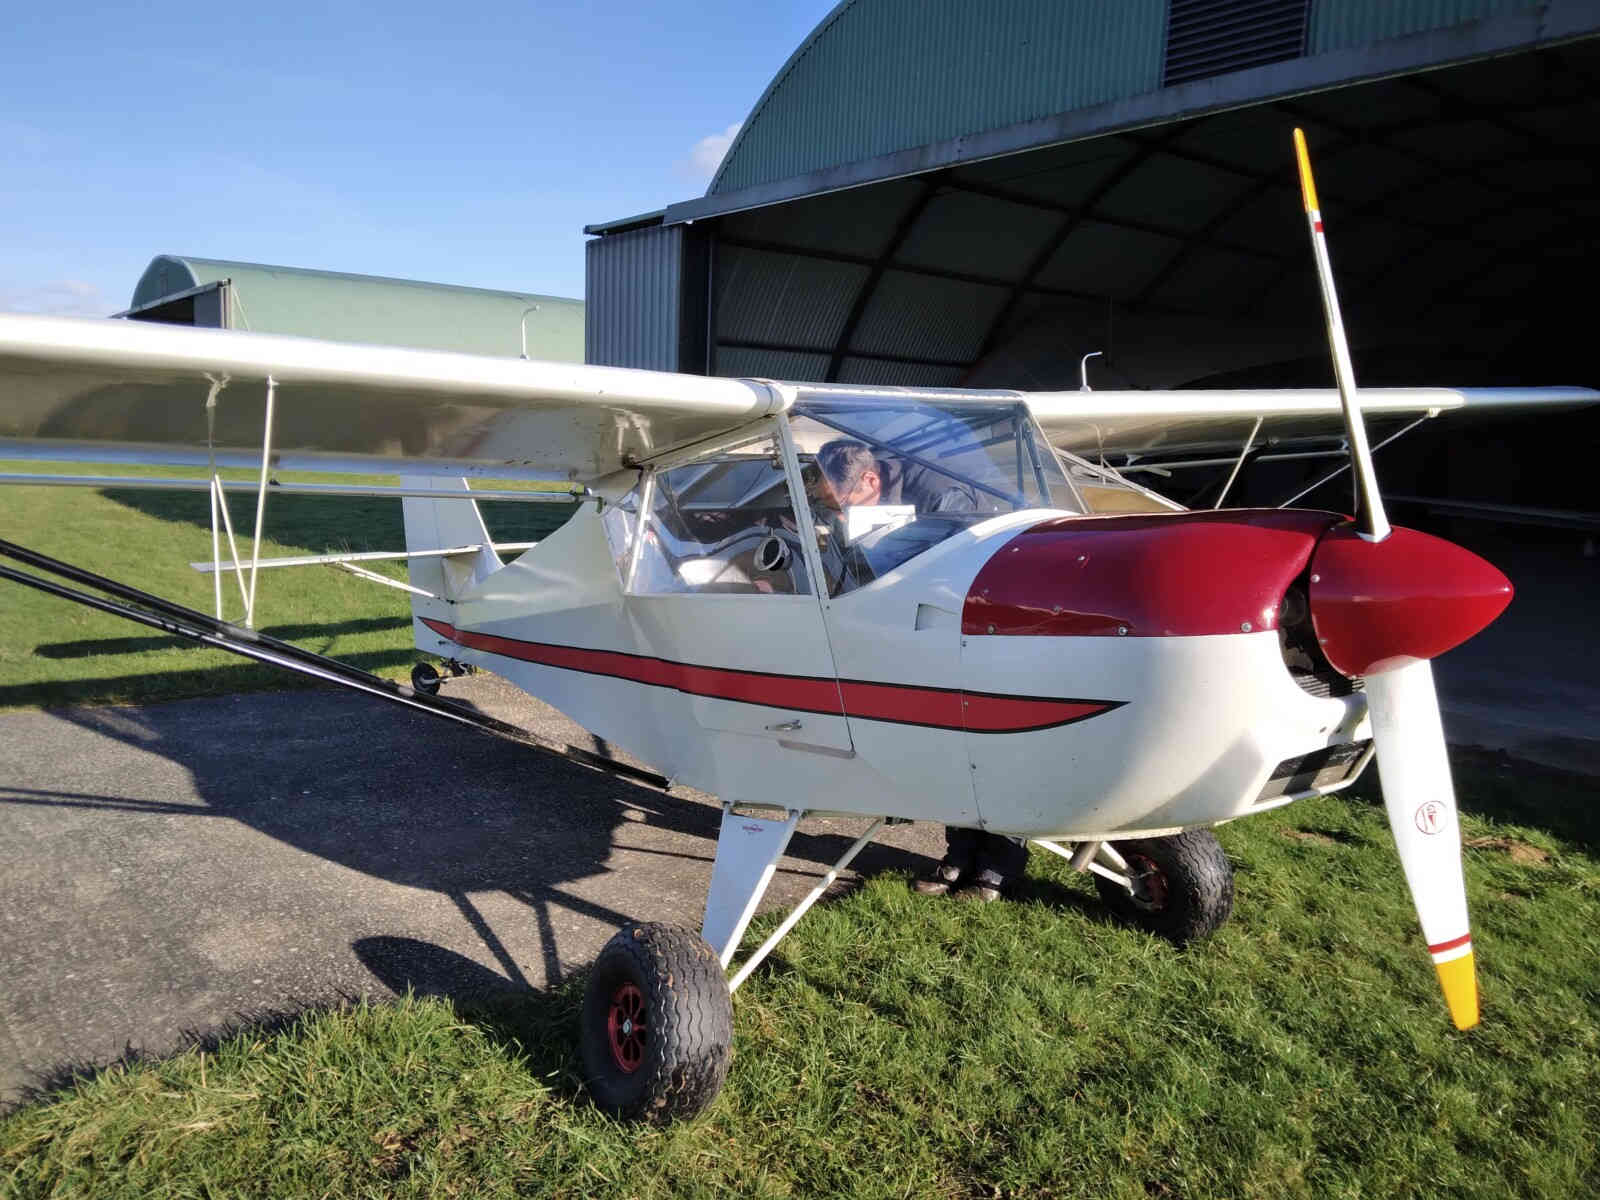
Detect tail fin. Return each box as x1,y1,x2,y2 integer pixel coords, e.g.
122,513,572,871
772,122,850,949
401,476,502,653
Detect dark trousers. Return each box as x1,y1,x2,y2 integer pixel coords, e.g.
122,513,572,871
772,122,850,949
944,826,1029,887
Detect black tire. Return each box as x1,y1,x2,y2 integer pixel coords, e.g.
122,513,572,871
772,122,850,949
410,662,441,695
1094,829,1234,946
580,922,733,1123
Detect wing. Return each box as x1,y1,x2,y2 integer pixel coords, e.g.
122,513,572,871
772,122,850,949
0,314,783,482
6,313,1593,480
1027,387,1599,463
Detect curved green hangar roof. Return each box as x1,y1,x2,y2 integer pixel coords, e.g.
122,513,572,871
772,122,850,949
126,255,584,362
710,0,1170,197
587,0,1600,404
708,0,1563,197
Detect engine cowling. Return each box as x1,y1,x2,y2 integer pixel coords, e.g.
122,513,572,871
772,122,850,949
961,509,1339,638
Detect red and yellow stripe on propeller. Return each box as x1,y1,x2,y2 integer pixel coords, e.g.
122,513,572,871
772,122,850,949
1292,127,1482,1030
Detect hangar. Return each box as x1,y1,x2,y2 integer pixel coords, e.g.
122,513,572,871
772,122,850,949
122,254,584,361
585,0,1600,510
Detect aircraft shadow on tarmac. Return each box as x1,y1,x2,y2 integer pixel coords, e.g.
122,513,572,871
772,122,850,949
31,615,413,659
0,650,424,711
25,690,937,1010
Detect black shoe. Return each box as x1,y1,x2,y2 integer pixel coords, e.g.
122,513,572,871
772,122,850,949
913,861,964,896
953,869,1008,902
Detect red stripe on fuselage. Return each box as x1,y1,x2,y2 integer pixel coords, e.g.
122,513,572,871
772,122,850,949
420,618,1119,734
834,680,1116,732
421,617,843,715
962,691,1116,733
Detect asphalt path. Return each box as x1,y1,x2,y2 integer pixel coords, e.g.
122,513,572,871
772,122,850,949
0,675,943,1110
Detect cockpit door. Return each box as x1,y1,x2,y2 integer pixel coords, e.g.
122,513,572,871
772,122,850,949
782,406,990,828
618,421,854,758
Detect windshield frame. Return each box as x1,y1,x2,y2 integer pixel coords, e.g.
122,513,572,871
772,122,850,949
801,406,1028,510
784,395,1086,596
791,395,1082,517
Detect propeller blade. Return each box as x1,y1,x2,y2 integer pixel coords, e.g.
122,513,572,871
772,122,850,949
1294,129,1477,1029
1292,127,1390,542
1363,660,1479,1030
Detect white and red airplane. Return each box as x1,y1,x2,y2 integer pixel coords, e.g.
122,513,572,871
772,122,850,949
0,135,1593,1121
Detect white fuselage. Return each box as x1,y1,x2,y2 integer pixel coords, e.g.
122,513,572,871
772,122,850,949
417,502,1369,839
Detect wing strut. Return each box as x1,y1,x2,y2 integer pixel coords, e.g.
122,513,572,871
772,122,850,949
0,538,668,792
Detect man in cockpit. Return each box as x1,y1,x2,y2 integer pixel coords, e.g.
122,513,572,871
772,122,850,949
814,438,1027,903
814,440,975,515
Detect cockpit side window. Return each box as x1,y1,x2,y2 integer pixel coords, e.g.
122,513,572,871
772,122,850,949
603,434,813,596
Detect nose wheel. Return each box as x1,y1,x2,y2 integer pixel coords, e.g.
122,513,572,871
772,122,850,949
580,923,732,1123
410,662,442,695
1094,829,1234,946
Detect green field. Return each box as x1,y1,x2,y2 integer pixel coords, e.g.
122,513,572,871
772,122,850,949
1,765,1596,1198
0,462,575,710
2,469,1597,1197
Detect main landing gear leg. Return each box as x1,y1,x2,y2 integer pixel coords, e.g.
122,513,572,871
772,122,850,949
578,806,887,1123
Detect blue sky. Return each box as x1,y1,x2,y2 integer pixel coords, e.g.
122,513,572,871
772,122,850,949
1,1,835,316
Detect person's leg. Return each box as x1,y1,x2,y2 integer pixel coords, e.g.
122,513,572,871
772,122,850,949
955,833,1029,902
913,825,979,895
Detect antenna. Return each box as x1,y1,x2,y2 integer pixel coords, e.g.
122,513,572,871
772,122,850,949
1079,350,1103,392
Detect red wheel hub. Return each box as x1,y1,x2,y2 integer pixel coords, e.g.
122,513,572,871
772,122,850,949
1128,854,1169,912
606,982,647,1073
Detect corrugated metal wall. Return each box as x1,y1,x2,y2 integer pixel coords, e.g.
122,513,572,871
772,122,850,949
1308,0,1540,53
711,0,1167,196
585,225,687,371
711,0,1553,198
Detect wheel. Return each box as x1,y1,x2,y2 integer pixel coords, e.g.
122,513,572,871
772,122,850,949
1094,829,1234,946
410,662,441,695
580,922,733,1123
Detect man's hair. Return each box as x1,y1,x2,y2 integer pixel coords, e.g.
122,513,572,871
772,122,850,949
816,440,878,494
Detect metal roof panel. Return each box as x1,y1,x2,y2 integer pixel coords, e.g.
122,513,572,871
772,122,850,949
718,180,924,259
715,347,831,381
1035,221,1181,298
711,0,1167,195
130,256,582,361
835,358,968,387
849,270,1008,361
714,246,868,348
895,190,1062,281
1308,0,1539,54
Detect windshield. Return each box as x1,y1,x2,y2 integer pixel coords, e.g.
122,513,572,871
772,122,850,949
790,397,1080,595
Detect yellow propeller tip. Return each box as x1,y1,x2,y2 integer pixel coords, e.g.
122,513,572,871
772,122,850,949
1292,127,1320,214
1435,950,1480,1030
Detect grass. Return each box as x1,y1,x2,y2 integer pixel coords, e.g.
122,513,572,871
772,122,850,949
2,755,1597,1198
0,461,576,710
3,463,1597,1195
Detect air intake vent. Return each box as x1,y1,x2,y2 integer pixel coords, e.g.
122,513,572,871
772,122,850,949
1163,0,1309,87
